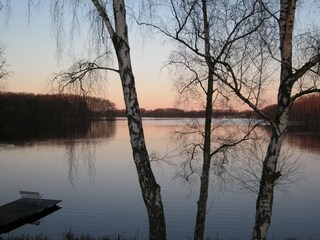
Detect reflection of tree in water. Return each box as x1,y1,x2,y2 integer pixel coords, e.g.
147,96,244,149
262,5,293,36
251,126,320,152
87,120,116,139
0,121,91,144
163,124,305,194
156,121,263,191
0,120,116,185
65,138,96,185
64,121,116,185
0,120,116,144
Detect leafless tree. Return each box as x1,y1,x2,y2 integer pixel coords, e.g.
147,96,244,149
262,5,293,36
171,1,320,239
138,0,272,239
248,1,320,239
24,1,167,239
0,44,9,92
138,0,320,239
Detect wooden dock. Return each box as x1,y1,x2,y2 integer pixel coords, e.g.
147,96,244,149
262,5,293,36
0,198,62,233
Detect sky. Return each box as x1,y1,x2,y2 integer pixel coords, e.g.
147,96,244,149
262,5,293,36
0,1,175,110
0,1,319,110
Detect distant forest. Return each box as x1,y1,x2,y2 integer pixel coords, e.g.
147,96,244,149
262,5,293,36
0,92,116,122
114,108,252,119
262,93,320,130
0,92,319,130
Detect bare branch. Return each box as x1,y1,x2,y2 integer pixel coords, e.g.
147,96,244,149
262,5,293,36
291,88,320,102
210,121,263,158
291,53,320,84
213,68,274,126
51,58,118,95
0,44,10,91
90,0,116,40
167,51,208,95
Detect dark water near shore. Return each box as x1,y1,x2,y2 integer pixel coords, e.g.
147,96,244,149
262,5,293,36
0,119,319,239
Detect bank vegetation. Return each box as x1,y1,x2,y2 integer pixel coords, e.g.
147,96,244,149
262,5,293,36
1,92,319,131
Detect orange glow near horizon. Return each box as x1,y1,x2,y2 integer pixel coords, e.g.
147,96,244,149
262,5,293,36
1,1,281,112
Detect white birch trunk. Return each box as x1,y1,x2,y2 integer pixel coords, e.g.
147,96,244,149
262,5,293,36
252,119,288,240
91,1,166,239
252,1,296,239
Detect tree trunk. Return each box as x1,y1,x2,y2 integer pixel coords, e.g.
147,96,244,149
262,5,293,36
113,2,166,239
252,1,296,239
194,1,214,239
117,45,167,240
194,70,214,240
252,125,286,239
91,0,166,239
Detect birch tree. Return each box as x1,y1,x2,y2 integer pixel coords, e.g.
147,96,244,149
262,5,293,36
252,1,320,239
140,0,320,239
25,0,167,239
139,1,269,239
190,0,319,238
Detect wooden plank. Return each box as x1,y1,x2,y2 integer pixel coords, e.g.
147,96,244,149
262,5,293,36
0,198,62,233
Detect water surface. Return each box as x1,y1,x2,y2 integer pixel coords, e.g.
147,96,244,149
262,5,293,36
0,119,319,239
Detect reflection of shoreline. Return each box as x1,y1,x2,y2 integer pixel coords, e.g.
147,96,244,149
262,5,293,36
250,125,320,153
1,119,319,153
285,132,320,153
0,120,116,145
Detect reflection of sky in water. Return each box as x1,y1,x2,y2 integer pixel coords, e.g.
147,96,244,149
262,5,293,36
0,119,319,239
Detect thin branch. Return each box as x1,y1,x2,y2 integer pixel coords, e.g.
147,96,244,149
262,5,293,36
136,19,207,58
167,59,208,94
51,59,119,94
260,1,279,21
215,1,265,63
290,53,320,84
90,0,116,40
213,64,274,127
210,121,262,158
291,88,320,102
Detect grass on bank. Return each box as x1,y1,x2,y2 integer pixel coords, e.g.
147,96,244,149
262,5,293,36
0,231,317,240
0,232,136,240
0,236,317,240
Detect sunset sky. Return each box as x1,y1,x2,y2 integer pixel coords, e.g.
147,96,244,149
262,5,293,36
0,1,175,110
0,1,319,110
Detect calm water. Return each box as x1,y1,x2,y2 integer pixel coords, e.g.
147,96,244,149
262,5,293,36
0,119,320,239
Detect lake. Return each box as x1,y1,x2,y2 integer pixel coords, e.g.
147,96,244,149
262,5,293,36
0,118,320,239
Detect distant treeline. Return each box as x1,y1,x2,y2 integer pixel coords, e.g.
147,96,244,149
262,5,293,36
0,92,116,122
113,108,252,118
1,92,319,130
261,93,320,130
